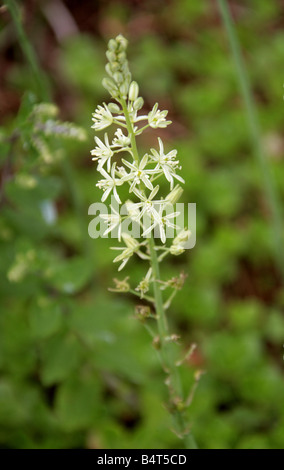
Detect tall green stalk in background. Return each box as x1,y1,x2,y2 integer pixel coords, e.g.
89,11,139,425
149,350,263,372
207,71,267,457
217,0,284,279
5,0,50,101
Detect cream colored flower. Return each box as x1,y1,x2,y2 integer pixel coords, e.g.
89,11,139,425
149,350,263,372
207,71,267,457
91,133,113,171
96,164,124,204
91,103,113,130
148,103,171,128
150,138,185,189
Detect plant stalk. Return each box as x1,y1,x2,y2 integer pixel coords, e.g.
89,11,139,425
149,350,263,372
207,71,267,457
217,0,284,280
121,97,197,449
148,235,197,449
5,0,50,101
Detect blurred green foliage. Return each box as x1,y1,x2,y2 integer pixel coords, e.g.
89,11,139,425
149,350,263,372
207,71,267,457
0,0,284,449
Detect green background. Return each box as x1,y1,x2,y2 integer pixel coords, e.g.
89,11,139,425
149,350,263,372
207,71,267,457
0,0,284,449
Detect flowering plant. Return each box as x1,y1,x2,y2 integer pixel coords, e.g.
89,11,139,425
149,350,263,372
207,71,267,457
91,35,198,449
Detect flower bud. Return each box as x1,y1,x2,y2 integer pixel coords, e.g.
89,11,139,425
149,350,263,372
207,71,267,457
133,97,144,110
102,78,119,99
110,61,120,73
113,72,124,84
125,73,132,89
116,34,128,51
106,50,116,62
102,77,117,92
108,103,121,114
105,63,113,77
169,229,191,256
128,81,139,101
108,39,117,51
122,68,131,81
119,81,129,99
169,244,185,256
165,185,183,205
174,229,191,244
117,52,126,62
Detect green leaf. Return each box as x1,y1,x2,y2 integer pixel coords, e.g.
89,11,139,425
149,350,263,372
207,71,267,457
6,175,61,205
15,92,37,127
55,376,100,431
40,333,82,385
45,256,93,294
29,298,63,339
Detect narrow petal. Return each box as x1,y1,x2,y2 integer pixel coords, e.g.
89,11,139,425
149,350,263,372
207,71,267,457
150,185,160,200
140,153,148,169
142,223,155,237
114,187,121,204
143,176,153,190
173,173,185,184
102,187,112,202
99,167,110,179
118,258,129,271
160,226,166,244
158,137,164,154
122,159,136,170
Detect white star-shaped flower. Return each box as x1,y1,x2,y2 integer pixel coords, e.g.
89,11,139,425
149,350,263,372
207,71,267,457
91,103,113,130
131,186,164,230
100,205,123,241
111,233,149,271
91,133,113,172
150,138,185,189
122,154,155,193
148,103,172,129
142,206,180,243
96,163,124,204
112,128,131,148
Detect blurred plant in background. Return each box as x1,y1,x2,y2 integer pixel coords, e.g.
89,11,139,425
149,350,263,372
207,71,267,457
0,0,284,449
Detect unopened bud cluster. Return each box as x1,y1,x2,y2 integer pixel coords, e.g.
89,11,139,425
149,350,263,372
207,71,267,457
103,35,131,100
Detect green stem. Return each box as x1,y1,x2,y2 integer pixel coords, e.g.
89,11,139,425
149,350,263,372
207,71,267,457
121,96,197,449
5,0,50,101
129,288,155,303
164,288,178,310
217,0,284,279
148,236,197,449
121,99,140,166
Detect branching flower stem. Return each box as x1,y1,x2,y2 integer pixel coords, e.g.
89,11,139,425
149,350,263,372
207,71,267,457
149,236,197,449
121,96,197,449
93,35,198,448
